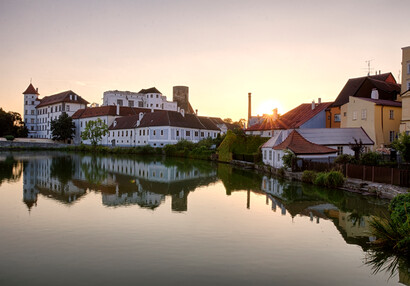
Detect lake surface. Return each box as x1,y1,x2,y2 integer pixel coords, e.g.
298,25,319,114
0,151,408,286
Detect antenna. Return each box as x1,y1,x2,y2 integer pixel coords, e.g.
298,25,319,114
364,59,374,76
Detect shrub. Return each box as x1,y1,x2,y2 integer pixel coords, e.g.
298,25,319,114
314,172,327,186
360,151,382,166
4,135,14,141
277,167,286,178
325,171,345,188
282,150,296,170
334,154,354,164
301,170,317,184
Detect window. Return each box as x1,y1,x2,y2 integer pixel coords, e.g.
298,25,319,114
156,94,159,98
161,130,164,136
153,130,156,136
390,131,395,142
389,110,394,119
201,132,204,137
277,153,281,162
128,101,134,107
407,62,410,74
195,131,198,137
126,131,128,136
263,150,267,160
353,111,357,120
186,130,190,136
176,130,179,136
361,109,367,120
139,130,142,136
66,105,70,111
130,131,132,136
334,114,341,122
117,99,123,106
269,150,272,160
344,112,347,117
31,119,34,124
337,146,343,155
81,121,83,127
143,130,145,136
31,110,34,115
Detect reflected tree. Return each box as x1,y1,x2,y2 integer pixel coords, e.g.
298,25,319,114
0,156,22,186
50,156,75,185
81,156,107,185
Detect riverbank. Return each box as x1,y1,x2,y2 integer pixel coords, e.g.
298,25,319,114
231,160,409,200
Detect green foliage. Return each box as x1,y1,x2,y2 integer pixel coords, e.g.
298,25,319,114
50,113,75,141
389,194,410,238
334,154,355,164
391,132,410,163
0,108,27,138
349,138,364,160
325,171,345,188
217,130,237,162
282,150,296,170
81,118,108,147
360,151,382,166
301,170,317,184
4,135,14,141
314,172,327,186
277,167,286,178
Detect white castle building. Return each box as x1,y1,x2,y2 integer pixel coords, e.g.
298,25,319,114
23,83,89,138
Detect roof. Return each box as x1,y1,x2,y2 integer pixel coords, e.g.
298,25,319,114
23,83,39,95
137,110,218,130
332,73,398,107
273,130,337,155
358,98,402,107
297,128,374,146
138,87,162,94
197,116,221,131
109,115,140,130
36,90,89,108
262,131,285,149
72,106,151,119
246,102,332,131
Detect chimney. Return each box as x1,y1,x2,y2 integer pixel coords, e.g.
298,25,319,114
36,88,38,93
311,100,315,110
116,104,120,115
318,98,321,104
248,92,252,127
379,70,381,75
371,88,379,99
195,109,198,115
181,108,185,117
272,108,278,120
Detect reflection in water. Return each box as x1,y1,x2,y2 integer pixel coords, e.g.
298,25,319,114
1,151,409,282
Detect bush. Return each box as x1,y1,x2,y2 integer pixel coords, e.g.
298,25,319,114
314,172,327,186
334,154,354,164
4,135,14,141
301,170,317,184
277,167,286,178
325,171,345,188
360,151,382,166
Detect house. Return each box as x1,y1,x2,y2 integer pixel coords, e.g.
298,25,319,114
262,130,337,168
107,109,221,147
71,105,153,145
341,96,402,148
400,46,410,134
246,100,332,137
327,73,400,128
23,84,89,138
261,128,372,168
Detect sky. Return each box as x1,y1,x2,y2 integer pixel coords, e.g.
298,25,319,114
0,0,409,121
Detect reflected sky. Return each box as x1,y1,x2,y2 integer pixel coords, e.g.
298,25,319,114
0,151,407,285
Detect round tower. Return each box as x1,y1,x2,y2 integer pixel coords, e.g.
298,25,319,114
173,86,190,114
23,83,40,138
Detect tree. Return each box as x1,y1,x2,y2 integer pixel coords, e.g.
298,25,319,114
349,138,364,161
0,108,27,137
81,118,108,147
391,132,410,163
223,118,233,124
50,113,75,142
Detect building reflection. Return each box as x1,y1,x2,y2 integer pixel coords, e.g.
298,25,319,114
16,152,217,212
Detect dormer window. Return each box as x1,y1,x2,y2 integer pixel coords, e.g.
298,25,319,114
114,120,117,127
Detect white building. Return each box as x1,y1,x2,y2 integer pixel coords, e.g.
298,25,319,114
102,87,178,111
23,84,89,139
108,109,221,147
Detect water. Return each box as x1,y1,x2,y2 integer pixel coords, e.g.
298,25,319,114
0,151,408,286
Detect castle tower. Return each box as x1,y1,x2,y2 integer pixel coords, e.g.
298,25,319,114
173,86,191,114
23,83,40,138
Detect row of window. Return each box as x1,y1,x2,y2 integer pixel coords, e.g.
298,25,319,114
25,105,71,115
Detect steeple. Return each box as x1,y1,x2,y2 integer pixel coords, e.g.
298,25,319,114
23,83,39,95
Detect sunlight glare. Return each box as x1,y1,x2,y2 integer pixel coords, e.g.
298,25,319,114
256,99,284,116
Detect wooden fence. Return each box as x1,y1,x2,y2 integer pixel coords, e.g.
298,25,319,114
300,160,410,187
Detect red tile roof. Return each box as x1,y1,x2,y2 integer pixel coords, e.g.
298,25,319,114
23,83,39,95
72,106,152,119
332,73,399,107
246,102,332,131
36,90,89,108
273,130,337,155
359,98,402,107
109,115,140,130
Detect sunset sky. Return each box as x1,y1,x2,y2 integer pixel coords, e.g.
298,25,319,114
0,0,408,121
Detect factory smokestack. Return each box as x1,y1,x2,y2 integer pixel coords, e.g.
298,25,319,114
248,92,252,128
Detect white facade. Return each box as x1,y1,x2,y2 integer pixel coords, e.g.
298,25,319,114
103,90,178,111
23,91,40,137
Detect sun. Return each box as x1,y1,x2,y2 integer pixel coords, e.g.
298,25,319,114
256,99,284,116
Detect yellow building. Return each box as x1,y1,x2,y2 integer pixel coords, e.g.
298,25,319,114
400,46,410,134
341,96,402,148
